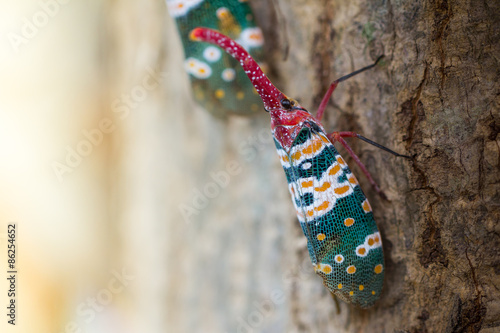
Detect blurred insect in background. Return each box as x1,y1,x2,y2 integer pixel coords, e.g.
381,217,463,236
166,0,267,118
191,27,410,308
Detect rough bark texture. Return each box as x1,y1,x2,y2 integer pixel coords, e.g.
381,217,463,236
117,0,500,332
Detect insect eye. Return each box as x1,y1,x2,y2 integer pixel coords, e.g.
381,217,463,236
281,98,292,110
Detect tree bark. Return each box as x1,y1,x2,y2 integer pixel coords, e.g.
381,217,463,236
124,0,500,332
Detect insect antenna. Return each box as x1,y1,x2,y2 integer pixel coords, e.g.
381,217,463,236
335,55,384,84
355,134,412,159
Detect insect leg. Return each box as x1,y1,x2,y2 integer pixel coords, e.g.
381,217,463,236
327,132,387,200
315,56,384,121
316,82,339,121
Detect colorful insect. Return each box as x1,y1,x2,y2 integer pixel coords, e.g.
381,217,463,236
166,0,266,118
190,28,411,308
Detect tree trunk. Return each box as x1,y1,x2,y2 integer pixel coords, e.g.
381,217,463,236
121,0,500,332
246,0,500,331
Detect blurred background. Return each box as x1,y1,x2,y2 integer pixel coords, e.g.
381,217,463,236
2,1,499,333
0,1,295,332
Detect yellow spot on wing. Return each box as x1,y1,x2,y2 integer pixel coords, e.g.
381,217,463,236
359,285,364,291
374,264,383,274
317,233,326,241
347,265,356,274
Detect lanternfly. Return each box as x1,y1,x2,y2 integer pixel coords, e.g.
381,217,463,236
191,27,409,308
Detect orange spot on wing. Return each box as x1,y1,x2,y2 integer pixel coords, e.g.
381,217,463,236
317,233,326,241
357,247,366,255
374,264,383,274
337,156,346,165
334,185,350,195
362,200,372,212
302,144,313,154
313,140,322,152
329,165,341,176
291,151,302,160
249,33,260,40
349,175,358,184
302,139,323,154
344,218,355,227
315,201,329,212
315,182,331,192
368,238,375,246
359,285,364,291
347,265,356,274
302,180,313,188
215,89,225,99
322,265,332,274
